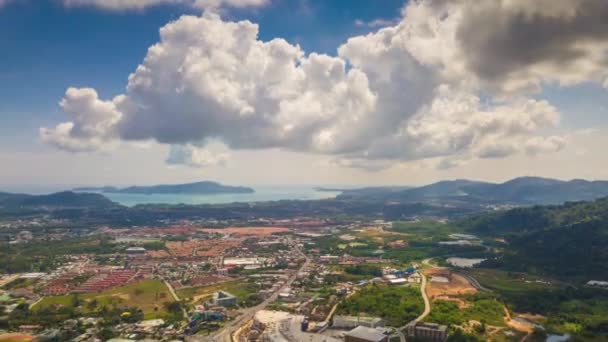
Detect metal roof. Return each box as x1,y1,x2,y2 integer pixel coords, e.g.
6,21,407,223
345,326,386,342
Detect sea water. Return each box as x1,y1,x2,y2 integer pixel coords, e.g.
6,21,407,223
101,186,341,206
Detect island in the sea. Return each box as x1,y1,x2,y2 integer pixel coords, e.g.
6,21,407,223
74,181,255,195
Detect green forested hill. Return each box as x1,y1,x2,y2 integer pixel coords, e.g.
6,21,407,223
460,198,608,279
338,177,608,205
0,191,118,208
463,197,608,235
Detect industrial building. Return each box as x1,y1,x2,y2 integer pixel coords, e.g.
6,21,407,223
344,326,388,342
332,315,384,329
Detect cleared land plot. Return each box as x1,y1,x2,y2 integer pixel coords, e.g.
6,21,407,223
33,280,173,319
0,334,33,342
355,228,409,244
424,268,477,299
423,268,509,329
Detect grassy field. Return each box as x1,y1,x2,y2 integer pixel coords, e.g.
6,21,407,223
176,280,259,307
338,242,368,249
1,278,38,290
467,268,560,293
389,220,460,239
337,284,423,326
33,280,173,319
425,292,507,327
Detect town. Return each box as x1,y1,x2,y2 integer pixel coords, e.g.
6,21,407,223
0,214,556,342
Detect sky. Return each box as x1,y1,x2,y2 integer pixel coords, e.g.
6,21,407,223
1,0,608,192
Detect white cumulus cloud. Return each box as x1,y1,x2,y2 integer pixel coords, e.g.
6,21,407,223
166,143,230,168
42,0,598,170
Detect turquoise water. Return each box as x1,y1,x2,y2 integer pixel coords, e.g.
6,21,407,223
101,186,341,206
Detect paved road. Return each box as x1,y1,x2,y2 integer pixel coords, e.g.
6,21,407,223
453,271,493,293
396,260,432,342
210,245,310,342
414,272,430,323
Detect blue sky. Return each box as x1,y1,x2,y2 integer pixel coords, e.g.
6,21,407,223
0,0,404,142
0,0,414,189
0,0,608,190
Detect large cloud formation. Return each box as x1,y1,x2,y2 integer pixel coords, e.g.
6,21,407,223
42,0,608,169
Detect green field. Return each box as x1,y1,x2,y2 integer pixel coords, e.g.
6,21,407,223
1,278,38,290
176,280,260,307
33,280,173,319
426,293,506,327
338,242,368,249
467,268,560,293
389,220,460,238
337,284,423,326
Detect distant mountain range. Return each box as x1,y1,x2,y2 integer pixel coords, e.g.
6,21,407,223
74,181,255,195
338,177,608,205
0,191,117,208
3,177,608,211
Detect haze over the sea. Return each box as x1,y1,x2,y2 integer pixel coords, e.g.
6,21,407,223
88,186,341,206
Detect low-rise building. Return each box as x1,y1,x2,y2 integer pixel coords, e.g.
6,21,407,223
126,247,146,255
405,322,448,341
388,278,407,285
407,273,422,283
223,257,260,266
213,291,237,307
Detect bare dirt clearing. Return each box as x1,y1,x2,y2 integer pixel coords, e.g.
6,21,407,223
424,268,477,299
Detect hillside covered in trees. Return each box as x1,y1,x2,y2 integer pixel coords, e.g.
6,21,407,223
460,197,608,280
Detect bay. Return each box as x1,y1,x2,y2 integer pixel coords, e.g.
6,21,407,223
100,186,341,206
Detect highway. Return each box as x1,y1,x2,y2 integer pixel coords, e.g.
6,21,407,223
209,244,310,342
